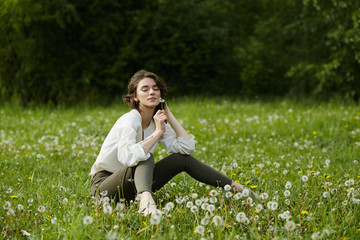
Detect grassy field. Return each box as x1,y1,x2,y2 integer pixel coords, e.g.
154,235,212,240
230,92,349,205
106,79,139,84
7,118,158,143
1,98,360,239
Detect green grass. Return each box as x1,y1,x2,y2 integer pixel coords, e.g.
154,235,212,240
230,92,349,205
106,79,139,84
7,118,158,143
1,98,360,239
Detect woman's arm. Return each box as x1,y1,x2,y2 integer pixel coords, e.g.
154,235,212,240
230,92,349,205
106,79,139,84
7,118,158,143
140,110,167,154
165,103,191,139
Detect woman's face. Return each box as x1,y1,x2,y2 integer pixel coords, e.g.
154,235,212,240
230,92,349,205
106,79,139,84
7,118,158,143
134,77,161,109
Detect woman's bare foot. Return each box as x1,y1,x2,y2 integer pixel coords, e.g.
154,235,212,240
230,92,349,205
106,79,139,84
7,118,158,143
138,191,157,216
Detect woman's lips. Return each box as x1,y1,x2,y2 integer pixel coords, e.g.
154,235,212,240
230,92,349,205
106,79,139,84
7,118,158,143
148,97,157,101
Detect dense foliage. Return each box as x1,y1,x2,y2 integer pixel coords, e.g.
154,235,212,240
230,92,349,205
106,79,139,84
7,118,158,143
0,0,359,105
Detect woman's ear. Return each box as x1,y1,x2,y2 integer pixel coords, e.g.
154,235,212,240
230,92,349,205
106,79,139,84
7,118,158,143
133,95,138,101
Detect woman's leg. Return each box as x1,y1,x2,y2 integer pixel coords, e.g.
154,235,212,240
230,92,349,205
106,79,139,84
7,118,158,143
151,153,233,192
91,167,136,203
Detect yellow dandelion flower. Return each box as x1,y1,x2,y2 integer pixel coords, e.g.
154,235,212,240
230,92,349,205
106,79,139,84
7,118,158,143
323,185,327,189
256,171,261,174
297,171,302,174
193,230,198,234
10,195,18,199
246,180,251,185
310,170,316,173
143,221,148,226
47,215,52,219
343,237,348,240
356,228,360,232
357,176,360,179
27,177,33,180
326,175,331,179
250,185,257,189
345,124,349,128
177,209,182,214
225,224,231,229
312,131,317,135
254,210,259,214
301,210,309,215
235,180,240,184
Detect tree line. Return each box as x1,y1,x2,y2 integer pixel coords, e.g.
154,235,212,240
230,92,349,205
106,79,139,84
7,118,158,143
0,0,359,105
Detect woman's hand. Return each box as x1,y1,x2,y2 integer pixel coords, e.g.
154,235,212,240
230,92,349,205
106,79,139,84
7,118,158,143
153,110,168,133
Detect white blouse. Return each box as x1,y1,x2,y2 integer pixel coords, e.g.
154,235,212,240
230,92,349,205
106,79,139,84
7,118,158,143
90,109,196,176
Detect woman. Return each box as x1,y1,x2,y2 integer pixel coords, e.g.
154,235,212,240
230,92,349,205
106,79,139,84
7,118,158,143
90,70,253,216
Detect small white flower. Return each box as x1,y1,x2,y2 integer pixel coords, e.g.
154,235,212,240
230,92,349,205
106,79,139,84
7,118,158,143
285,199,291,205
284,220,296,231
191,206,199,213
51,217,57,225
195,199,202,206
201,216,211,225
225,192,233,198
103,203,113,214
212,215,224,226
259,193,269,200
100,190,108,197
210,197,217,203
255,204,263,212
38,205,46,213
285,181,292,189
242,188,250,197
195,225,205,235
115,202,125,211
7,208,15,216
83,216,93,225
106,230,117,240
17,204,24,211
3,201,11,210
284,190,291,197
224,184,232,191
301,175,309,182
186,201,193,208
267,201,278,211
209,190,218,197
322,192,330,198
150,215,161,225
207,204,215,212
201,202,209,210
192,193,198,199
234,192,242,200
164,202,175,211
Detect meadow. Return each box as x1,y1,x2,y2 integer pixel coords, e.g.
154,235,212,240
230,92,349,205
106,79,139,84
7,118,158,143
1,98,359,239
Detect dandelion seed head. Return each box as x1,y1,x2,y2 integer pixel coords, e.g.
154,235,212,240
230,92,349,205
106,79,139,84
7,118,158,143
105,230,117,240
267,201,278,211
195,225,205,235
209,190,218,197
284,220,296,231
285,181,292,189
242,188,250,197
83,216,93,225
260,193,268,200
37,205,46,213
284,190,291,197
225,192,233,198
191,206,199,213
224,184,231,191
302,175,309,182
212,215,224,226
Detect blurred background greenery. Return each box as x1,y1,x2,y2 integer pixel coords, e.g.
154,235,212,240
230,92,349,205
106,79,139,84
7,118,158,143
0,0,359,106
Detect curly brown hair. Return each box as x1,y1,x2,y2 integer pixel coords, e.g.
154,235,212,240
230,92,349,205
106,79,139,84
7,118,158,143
123,70,167,112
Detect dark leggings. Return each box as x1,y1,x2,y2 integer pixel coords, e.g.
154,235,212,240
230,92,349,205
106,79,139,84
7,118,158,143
90,153,232,202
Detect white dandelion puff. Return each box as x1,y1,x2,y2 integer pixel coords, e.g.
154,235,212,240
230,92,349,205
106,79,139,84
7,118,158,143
105,230,117,240
285,181,292,189
209,190,218,197
195,225,205,235
37,205,46,213
284,190,291,197
224,184,232,191
267,201,278,211
301,175,309,182
212,215,224,226
242,188,250,197
259,193,268,200
83,216,93,225
284,221,296,231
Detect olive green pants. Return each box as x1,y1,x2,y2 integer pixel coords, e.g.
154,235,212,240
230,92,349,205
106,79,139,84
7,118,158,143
91,153,232,202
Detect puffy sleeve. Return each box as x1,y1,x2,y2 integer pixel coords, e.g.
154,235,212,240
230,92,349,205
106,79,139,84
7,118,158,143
116,126,151,167
159,124,196,154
